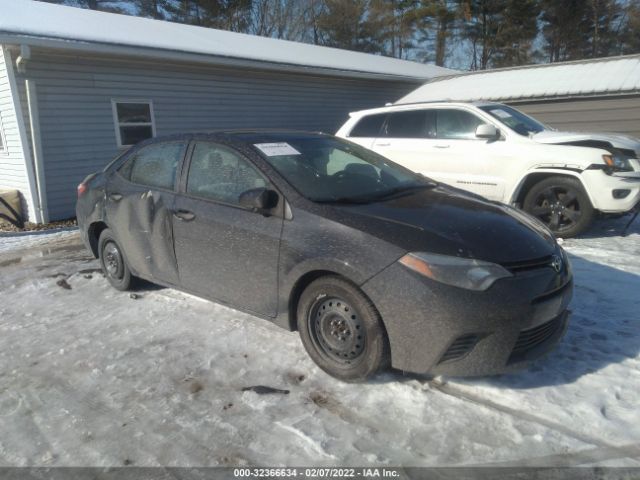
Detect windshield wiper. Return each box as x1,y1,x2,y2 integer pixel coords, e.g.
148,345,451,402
314,196,376,204
315,182,437,205
369,183,437,201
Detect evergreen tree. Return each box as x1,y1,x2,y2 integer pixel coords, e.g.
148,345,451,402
621,1,640,54
418,0,458,66
315,0,383,53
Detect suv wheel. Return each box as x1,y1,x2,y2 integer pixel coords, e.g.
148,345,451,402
523,176,595,238
297,276,390,382
98,229,135,291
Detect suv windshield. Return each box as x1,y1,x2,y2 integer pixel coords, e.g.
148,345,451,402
237,133,432,203
479,104,547,136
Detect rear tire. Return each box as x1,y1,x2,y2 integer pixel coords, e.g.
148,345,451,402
98,228,135,291
523,176,595,238
297,276,390,382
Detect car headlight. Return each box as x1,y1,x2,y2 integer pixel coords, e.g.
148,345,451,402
602,154,633,172
398,252,513,291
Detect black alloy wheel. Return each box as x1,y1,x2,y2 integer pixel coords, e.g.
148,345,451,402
524,176,595,238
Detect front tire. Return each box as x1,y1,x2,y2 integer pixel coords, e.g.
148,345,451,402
297,276,390,382
98,228,134,291
523,176,595,238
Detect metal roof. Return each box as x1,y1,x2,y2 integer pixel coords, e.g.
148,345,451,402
0,0,454,81
396,55,640,104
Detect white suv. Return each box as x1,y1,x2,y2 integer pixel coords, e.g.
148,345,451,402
336,102,640,237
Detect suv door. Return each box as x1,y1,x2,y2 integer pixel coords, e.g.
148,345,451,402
172,141,283,317
429,108,506,200
370,109,438,173
106,141,187,285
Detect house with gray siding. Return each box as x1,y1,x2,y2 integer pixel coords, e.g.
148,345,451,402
0,0,452,223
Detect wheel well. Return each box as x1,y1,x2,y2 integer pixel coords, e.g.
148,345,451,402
87,221,108,258
513,172,580,207
288,270,348,331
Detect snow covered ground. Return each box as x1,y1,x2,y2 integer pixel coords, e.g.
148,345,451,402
0,217,638,467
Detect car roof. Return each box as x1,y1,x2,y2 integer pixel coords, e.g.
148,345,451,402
145,129,332,144
348,101,501,117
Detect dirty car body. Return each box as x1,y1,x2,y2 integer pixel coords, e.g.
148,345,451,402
77,131,573,379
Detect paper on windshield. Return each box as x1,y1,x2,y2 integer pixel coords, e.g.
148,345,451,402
254,143,301,156
491,109,512,119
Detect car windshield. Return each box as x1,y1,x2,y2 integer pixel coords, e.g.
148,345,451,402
479,104,547,136
238,133,433,203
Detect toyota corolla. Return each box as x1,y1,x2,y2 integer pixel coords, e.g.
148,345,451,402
77,131,573,381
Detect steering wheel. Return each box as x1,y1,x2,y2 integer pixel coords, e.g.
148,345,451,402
333,170,382,186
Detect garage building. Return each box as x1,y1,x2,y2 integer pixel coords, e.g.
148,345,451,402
0,0,451,223
398,55,640,137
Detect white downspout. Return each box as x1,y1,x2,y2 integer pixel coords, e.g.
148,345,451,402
4,45,43,223
16,44,30,74
17,45,49,223
25,79,49,223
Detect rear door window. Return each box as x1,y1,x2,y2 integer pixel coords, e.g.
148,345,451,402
436,109,484,140
349,114,387,138
118,141,187,190
383,110,436,138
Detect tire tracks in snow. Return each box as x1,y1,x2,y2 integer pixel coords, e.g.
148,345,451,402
465,443,640,467
425,379,640,466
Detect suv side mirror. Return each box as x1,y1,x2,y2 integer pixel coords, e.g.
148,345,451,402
239,187,279,212
475,124,499,139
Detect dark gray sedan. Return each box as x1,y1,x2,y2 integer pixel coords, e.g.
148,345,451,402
77,131,572,381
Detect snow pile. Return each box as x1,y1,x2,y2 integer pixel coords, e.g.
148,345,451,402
0,217,638,466
0,228,78,256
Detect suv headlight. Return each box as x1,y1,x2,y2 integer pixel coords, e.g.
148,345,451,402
603,154,633,172
399,252,512,291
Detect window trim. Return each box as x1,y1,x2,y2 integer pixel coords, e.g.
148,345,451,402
111,99,156,148
0,112,7,154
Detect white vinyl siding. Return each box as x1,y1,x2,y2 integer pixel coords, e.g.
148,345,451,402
0,113,6,152
0,46,34,220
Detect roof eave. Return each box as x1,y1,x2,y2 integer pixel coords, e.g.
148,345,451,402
0,33,429,83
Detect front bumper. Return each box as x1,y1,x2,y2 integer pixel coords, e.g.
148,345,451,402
582,169,640,213
362,258,573,376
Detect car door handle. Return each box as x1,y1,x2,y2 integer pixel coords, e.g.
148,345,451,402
108,193,123,201
173,209,196,221
434,144,450,149
375,142,391,147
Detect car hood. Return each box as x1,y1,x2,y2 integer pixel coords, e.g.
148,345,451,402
532,130,640,155
332,186,557,265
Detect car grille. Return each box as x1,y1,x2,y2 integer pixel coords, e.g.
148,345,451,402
502,255,553,274
508,315,564,364
438,334,480,364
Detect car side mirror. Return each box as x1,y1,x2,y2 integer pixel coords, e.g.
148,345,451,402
475,124,499,140
239,187,279,213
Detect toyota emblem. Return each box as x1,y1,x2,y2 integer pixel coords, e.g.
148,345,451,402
550,255,563,273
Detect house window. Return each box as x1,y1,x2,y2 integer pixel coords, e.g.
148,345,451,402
111,100,156,147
